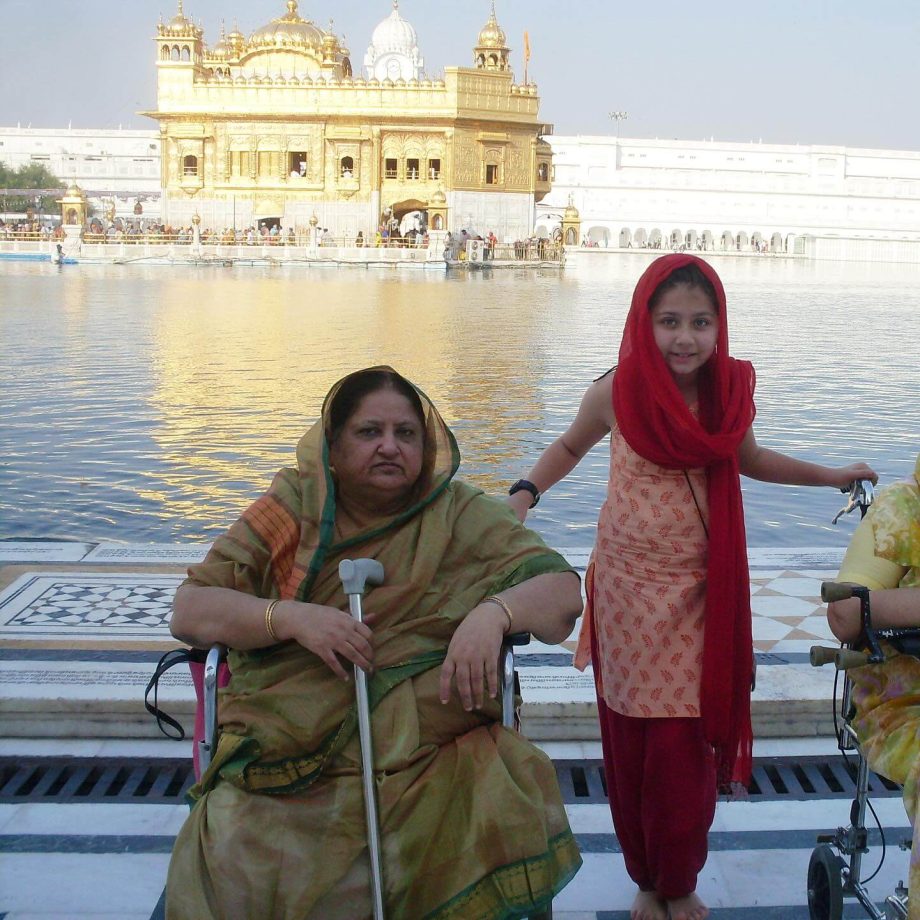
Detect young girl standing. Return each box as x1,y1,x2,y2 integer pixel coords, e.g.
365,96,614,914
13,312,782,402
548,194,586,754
507,254,877,920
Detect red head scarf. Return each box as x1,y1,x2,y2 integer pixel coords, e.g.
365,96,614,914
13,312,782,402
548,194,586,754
613,253,756,789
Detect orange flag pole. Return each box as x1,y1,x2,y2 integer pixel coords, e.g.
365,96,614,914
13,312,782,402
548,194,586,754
523,30,531,85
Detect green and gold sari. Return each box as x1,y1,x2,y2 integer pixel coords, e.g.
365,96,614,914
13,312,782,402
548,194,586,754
165,368,582,919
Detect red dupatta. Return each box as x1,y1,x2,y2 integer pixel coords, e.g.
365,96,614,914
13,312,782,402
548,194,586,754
612,254,756,788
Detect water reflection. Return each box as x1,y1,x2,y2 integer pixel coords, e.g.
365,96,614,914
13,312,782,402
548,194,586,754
0,257,917,547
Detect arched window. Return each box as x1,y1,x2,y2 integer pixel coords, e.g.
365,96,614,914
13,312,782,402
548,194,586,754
565,227,577,246
171,45,180,61
161,46,171,61
432,214,443,230
537,162,549,182
181,45,191,62
340,156,354,178
183,155,199,177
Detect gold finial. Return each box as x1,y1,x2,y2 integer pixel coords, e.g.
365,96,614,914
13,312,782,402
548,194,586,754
287,0,298,15
177,0,184,17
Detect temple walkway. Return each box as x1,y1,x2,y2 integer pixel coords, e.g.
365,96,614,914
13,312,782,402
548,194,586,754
0,542,907,918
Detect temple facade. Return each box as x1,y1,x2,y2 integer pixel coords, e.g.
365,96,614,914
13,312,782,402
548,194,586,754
145,1,553,240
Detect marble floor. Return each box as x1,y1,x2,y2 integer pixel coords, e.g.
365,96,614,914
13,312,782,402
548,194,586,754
0,735,909,919
0,542,906,918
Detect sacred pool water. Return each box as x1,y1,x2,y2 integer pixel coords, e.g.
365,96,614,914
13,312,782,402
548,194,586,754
1,255,918,549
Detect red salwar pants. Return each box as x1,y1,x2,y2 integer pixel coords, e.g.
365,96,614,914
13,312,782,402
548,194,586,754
596,699,717,899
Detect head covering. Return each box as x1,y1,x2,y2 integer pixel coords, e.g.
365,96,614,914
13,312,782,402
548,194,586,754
613,254,757,788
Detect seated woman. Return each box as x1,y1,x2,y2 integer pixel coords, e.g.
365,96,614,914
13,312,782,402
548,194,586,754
166,367,583,920
827,451,920,912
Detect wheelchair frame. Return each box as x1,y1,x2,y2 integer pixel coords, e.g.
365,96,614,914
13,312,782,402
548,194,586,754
808,582,912,920
196,631,553,920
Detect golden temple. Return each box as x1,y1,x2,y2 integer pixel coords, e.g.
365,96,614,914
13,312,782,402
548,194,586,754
145,0,553,240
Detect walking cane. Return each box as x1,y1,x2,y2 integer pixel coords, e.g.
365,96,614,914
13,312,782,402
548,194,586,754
339,558,386,920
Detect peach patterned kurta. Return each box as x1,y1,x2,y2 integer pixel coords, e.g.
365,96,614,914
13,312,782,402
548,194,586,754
592,423,709,718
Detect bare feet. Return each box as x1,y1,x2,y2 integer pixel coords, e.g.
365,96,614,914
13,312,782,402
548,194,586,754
631,889,667,920
666,891,709,920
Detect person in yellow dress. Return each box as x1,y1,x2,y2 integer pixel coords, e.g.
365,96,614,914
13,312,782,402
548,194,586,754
827,451,920,916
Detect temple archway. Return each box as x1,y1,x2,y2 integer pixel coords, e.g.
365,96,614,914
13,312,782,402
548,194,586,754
389,198,427,224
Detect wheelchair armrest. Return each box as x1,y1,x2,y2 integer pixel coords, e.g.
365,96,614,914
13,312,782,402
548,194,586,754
200,644,228,776
506,631,532,647
499,634,532,729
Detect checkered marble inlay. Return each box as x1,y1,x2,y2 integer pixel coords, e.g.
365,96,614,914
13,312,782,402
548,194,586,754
0,573,183,641
750,569,839,653
0,551,844,653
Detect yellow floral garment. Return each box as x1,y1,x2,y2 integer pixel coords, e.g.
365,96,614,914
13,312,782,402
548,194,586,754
837,454,920,917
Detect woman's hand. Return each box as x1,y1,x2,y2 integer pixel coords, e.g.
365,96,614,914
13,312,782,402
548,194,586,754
439,603,507,711
273,600,375,682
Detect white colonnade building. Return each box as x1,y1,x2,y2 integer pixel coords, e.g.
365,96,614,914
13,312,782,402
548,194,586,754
538,135,920,263
0,126,162,222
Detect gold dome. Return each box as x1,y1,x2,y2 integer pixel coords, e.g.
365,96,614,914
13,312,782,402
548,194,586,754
250,1,325,50
65,182,86,198
211,22,230,58
564,201,580,219
477,4,506,49
429,187,447,205
168,0,191,28
227,21,245,51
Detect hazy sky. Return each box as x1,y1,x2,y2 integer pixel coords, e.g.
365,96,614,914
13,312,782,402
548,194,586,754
3,0,918,150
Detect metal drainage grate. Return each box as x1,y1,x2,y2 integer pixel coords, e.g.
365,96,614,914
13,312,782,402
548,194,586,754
0,754,902,805
0,757,195,804
554,755,903,804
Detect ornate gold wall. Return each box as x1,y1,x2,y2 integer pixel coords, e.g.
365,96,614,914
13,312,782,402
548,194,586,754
145,2,553,235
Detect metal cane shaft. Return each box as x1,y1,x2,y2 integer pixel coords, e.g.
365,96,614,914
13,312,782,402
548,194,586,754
348,591,386,920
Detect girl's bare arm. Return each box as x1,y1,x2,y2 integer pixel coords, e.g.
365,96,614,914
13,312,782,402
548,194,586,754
509,375,614,520
737,427,877,489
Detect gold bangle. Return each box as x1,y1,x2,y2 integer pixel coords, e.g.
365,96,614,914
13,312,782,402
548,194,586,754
484,595,513,634
264,599,280,643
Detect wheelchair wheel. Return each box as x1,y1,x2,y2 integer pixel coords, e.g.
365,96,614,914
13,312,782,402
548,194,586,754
807,844,844,920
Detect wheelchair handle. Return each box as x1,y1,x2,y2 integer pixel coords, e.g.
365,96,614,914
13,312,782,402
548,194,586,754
835,648,870,670
822,582,857,603
339,558,385,597
810,645,838,667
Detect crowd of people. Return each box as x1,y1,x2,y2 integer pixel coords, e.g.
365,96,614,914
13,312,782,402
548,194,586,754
0,219,63,240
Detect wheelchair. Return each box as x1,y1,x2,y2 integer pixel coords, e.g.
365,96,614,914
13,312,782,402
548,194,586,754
153,559,554,920
807,482,915,920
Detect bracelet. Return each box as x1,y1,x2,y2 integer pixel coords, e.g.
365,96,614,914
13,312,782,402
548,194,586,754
484,595,513,634
264,599,280,643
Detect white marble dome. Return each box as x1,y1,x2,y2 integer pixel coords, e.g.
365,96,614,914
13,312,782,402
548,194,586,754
364,2,424,82
370,2,417,55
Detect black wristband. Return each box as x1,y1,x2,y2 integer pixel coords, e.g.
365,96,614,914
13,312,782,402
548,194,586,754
509,479,540,508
